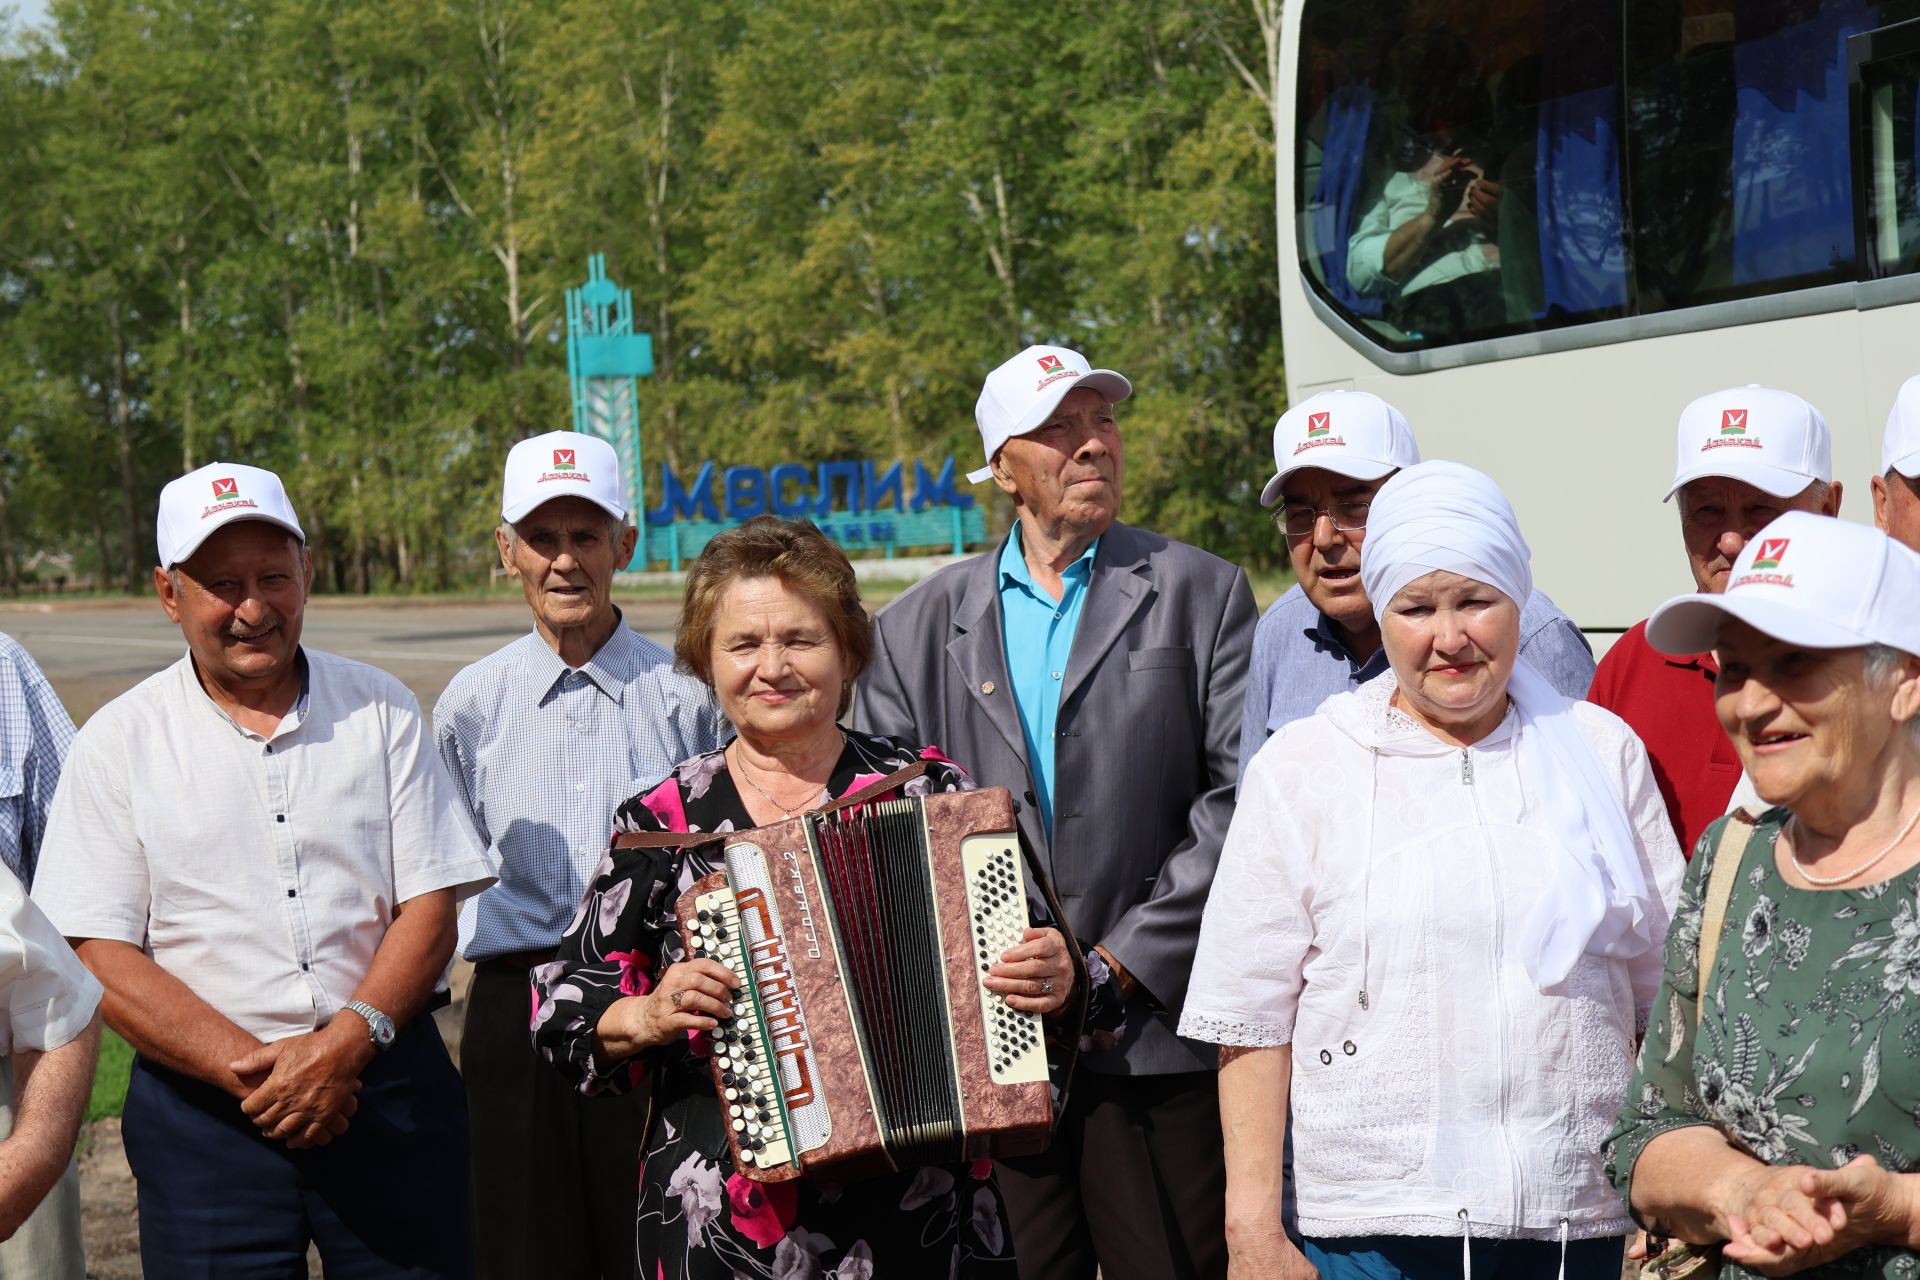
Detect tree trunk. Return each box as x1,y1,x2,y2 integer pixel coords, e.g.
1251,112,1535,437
282,279,326,573
178,251,196,471
650,49,681,472
0,475,16,596
110,301,142,592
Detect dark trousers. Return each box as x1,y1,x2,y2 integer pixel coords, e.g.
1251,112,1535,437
998,1068,1228,1280
464,956,650,1280
122,1019,473,1279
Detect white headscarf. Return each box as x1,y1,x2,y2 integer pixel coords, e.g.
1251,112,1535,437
1360,460,1657,988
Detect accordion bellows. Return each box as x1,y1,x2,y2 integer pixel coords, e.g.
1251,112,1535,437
673,786,1056,1183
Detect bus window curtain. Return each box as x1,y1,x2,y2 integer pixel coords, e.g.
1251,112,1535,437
1309,83,1385,317
1534,0,1630,317
1730,0,1879,284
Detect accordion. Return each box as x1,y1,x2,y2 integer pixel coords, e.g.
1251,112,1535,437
648,775,1075,1184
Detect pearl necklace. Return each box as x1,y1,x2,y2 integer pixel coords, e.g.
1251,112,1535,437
730,735,841,818
1788,802,1920,887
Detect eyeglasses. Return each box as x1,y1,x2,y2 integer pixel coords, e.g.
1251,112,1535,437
1273,500,1372,538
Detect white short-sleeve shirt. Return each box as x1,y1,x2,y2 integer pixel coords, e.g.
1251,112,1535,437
0,863,100,1056
34,649,495,1042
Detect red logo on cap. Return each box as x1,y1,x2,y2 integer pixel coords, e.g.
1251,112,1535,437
1721,409,1747,435
211,477,238,499
552,449,577,470
1752,538,1789,570
1307,412,1331,438
1036,354,1064,373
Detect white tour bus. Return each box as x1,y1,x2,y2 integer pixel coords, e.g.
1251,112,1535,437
1278,0,1920,636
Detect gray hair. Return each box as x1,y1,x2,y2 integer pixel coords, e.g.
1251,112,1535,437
1863,643,1920,746
1796,479,1833,509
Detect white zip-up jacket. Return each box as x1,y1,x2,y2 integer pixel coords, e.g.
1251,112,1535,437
1182,673,1684,1241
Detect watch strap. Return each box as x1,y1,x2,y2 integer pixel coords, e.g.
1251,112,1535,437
345,999,396,1048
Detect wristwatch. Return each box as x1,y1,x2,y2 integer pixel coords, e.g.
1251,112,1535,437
345,1000,397,1051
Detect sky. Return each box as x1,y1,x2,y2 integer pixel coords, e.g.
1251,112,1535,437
4,0,48,32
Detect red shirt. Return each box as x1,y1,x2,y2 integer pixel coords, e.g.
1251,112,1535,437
1587,620,1741,858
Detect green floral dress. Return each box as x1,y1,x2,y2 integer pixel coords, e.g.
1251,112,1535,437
1604,809,1920,1278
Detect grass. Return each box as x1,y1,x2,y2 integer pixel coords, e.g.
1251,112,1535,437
85,1028,134,1125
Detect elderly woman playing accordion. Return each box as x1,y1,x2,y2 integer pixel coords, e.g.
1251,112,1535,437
527,517,1125,1280
1179,461,1685,1280
1605,512,1920,1278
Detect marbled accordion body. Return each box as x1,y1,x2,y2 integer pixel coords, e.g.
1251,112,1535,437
673,787,1054,1184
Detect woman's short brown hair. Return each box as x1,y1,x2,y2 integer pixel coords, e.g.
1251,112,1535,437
675,516,873,716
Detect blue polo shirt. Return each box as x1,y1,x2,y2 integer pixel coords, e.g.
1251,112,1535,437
998,524,1099,835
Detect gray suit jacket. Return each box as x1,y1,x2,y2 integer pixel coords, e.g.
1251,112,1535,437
854,522,1256,1075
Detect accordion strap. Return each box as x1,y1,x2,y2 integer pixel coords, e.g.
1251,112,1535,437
611,759,932,851
820,760,930,815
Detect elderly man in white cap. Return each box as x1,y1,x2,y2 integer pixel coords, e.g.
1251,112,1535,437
434,430,725,1280
1588,386,1842,858
856,344,1252,1280
1873,373,1920,552
1239,389,1594,779
33,461,494,1276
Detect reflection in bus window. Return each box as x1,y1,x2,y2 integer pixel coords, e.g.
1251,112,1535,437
1860,40,1920,277
1298,0,1920,353
1627,0,1901,307
1343,32,1508,337
1299,0,1631,348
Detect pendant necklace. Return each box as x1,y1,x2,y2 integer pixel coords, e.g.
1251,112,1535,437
731,735,841,818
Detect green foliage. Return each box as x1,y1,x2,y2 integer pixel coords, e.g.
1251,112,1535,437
86,1027,135,1126
0,0,1288,592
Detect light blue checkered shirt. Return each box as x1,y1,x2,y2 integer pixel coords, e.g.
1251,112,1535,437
0,632,76,889
434,616,728,960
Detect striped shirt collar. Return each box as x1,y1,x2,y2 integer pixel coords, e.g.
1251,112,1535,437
522,608,645,708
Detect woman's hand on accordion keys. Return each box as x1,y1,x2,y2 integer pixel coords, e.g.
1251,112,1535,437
985,927,1075,1017
597,958,742,1056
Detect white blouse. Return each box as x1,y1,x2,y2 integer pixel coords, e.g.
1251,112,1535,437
1181,673,1684,1241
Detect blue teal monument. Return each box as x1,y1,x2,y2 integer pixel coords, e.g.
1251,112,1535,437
564,256,985,569
565,254,654,566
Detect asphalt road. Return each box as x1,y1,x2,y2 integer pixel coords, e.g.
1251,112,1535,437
0,594,685,724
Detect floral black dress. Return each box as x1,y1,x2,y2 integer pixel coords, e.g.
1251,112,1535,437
1605,809,1920,1277
532,730,1121,1280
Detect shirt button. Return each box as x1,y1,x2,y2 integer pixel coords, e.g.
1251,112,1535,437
301,962,310,972
275,815,285,823
576,783,586,793
1050,671,1061,680
286,889,297,898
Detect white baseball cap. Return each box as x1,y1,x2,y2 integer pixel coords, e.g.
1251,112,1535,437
1883,373,1920,479
155,462,306,568
967,345,1131,484
1646,510,1920,657
1259,390,1421,507
1664,385,1832,502
502,431,627,523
